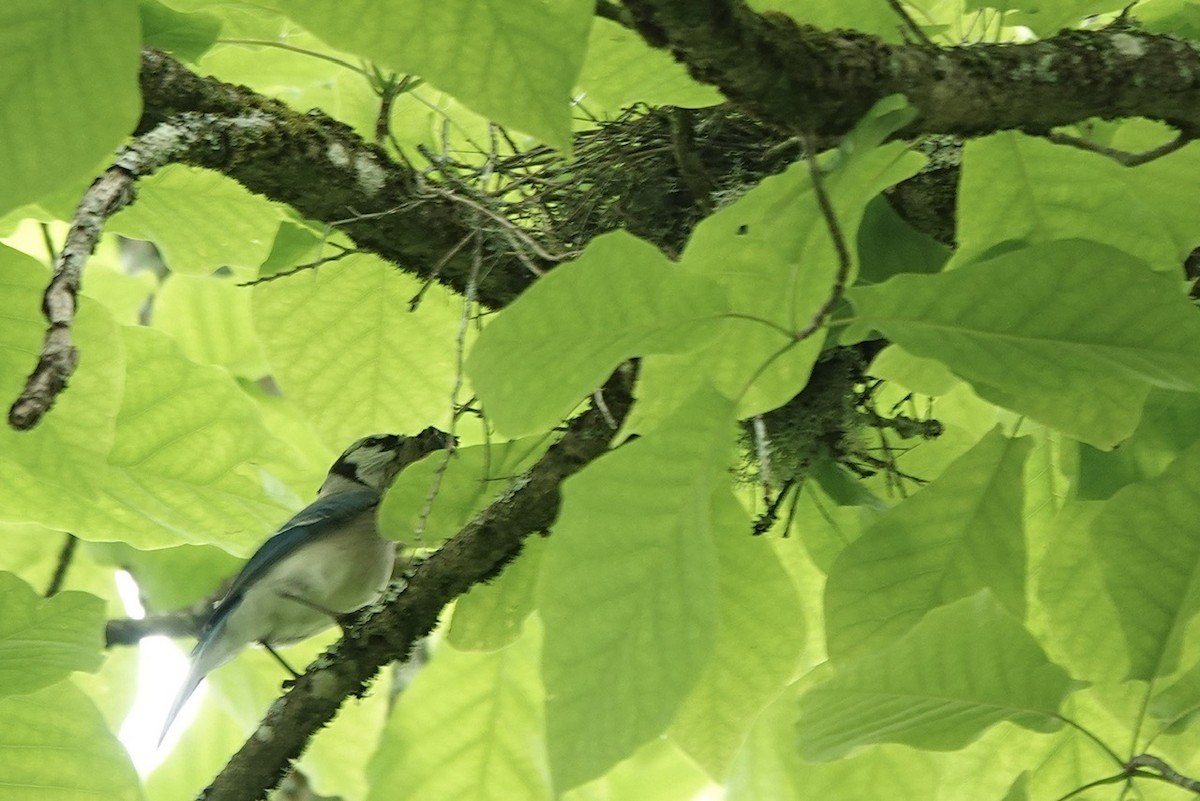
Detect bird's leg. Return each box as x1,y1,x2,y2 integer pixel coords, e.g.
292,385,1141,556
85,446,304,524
260,641,303,682
277,590,357,636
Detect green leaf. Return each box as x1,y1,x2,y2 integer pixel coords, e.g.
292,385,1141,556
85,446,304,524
299,668,392,800
810,457,886,509
1091,441,1200,680
1035,501,1129,682
849,239,1200,447
1007,0,1130,34
669,95,925,419
367,621,550,801
139,0,222,61
784,481,870,573
539,386,734,789
577,20,722,113
1076,389,1200,500
381,437,553,545
868,344,959,396
81,255,157,327
825,428,1031,660
91,541,242,611
670,490,806,779
253,251,462,447
110,165,283,277
448,535,547,652
1149,657,1200,734
1001,773,1029,801
277,0,593,151
153,273,268,377
0,681,141,801
0,246,124,529
750,0,906,41
957,131,1200,268
856,196,951,285
567,739,709,801
467,231,727,438
74,326,292,550
0,0,140,216
1141,0,1200,38
0,573,104,697
726,683,942,801
258,220,323,280
797,591,1074,761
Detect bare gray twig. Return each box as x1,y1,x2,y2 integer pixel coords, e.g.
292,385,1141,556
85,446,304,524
1047,129,1192,166
885,0,936,46
790,131,852,343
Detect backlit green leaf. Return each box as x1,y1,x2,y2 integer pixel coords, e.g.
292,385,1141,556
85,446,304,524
958,131,1200,268
139,0,222,61
1149,657,1200,734
448,535,547,652
0,246,124,530
467,231,727,438
577,20,721,112
111,165,283,277
668,95,925,419
539,386,733,789
1035,501,1128,682
0,681,141,801
153,273,267,377
797,592,1074,761
825,428,1031,660
368,620,549,801
1076,389,1200,499
1007,0,1130,34
254,251,462,447
670,490,806,779
381,438,553,546
75,327,291,550
0,573,104,697
1091,441,1200,681
850,239,1200,446
0,0,140,216
278,0,593,150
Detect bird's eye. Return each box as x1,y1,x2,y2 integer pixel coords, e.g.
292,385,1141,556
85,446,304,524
361,434,401,450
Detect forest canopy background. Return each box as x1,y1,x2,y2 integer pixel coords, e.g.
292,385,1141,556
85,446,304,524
4,2,1200,801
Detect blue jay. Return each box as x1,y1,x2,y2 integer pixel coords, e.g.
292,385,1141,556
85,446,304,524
159,428,450,743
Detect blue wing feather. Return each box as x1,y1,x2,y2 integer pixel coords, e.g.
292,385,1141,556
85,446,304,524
160,487,383,745
204,487,381,633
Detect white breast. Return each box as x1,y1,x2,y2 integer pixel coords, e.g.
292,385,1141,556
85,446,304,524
218,509,397,651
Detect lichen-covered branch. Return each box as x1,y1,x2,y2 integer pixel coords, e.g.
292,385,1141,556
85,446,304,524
138,48,534,309
199,372,634,801
134,17,1200,316
620,0,1200,137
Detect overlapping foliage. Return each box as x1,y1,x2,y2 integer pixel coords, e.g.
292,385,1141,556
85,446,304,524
3,1,1200,800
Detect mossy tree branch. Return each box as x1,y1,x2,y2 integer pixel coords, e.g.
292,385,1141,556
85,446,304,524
619,0,1200,137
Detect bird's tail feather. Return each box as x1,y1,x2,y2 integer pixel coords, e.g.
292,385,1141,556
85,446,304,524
158,618,229,746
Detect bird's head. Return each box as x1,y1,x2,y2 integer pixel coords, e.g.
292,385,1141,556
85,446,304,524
319,427,454,496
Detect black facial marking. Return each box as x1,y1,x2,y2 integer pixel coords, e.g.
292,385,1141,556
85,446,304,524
328,433,403,484
329,457,361,482
360,434,402,450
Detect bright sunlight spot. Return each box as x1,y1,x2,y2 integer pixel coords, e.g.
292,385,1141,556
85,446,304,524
114,569,194,774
